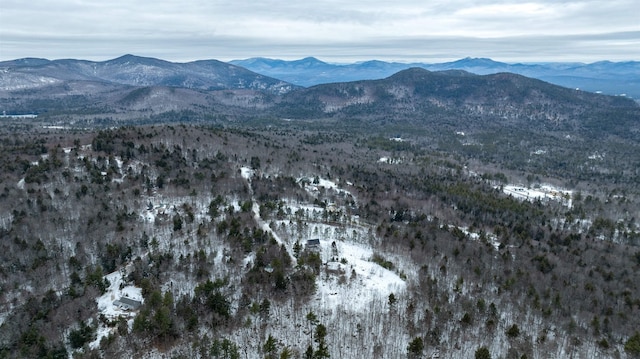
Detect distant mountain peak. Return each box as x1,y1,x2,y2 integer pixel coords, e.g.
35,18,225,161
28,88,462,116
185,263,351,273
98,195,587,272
297,56,322,62
290,57,329,67
388,67,432,79
449,57,507,67
109,54,143,62
105,54,170,66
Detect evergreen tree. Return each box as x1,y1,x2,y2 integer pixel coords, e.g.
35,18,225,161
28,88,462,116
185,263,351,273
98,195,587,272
211,338,240,359
264,334,278,359
407,336,423,358
173,213,183,231
280,346,293,359
625,331,640,357
407,337,424,358
388,293,397,308
475,346,491,359
260,298,271,319
506,324,520,338
315,324,327,343
313,340,330,358
304,344,314,359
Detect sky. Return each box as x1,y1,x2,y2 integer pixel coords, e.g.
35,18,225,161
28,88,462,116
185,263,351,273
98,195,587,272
1,0,638,63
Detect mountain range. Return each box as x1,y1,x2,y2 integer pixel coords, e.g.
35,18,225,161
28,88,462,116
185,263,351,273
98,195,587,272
1,54,640,359
0,54,295,94
3,54,639,100
0,54,638,141
0,55,298,119
231,56,640,99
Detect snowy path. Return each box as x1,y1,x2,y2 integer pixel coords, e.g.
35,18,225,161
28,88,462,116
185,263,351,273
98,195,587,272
240,167,297,265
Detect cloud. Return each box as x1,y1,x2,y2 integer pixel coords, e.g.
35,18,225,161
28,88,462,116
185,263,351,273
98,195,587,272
0,0,638,62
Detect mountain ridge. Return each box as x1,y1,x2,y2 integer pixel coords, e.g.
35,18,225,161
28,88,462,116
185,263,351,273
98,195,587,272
231,56,640,98
1,55,638,143
276,67,639,139
1,56,640,359
4,54,638,98
0,54,296,94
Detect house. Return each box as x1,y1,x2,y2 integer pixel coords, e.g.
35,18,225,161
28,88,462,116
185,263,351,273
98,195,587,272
113,297,142,311
306,238,320,251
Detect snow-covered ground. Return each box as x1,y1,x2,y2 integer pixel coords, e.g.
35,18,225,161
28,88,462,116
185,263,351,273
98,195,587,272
240,166,254,180
314,238,405,312
238,170,409,313
271,174,408,312
90,270,143,350
453,225,501,251
503,184,572,207
298,175,352,198
378,156,403,164
84,165,607,357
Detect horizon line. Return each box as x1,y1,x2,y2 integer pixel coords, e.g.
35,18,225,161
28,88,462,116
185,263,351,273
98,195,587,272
2,53,639,65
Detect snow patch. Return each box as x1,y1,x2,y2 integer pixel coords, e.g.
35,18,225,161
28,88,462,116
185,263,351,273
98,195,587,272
378,157,403,164
502,184,572,207
299,176,352,198
240,166,254,180
314,239,405,312
456,226,501,251
90,270,143,350
588,151,605,160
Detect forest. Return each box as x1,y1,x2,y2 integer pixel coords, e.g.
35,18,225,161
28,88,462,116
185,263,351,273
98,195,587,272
0,122,638,358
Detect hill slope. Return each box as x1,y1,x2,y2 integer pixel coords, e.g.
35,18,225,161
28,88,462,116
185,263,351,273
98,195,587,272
277,68,639,138
0,125,638,358
0,55,297,120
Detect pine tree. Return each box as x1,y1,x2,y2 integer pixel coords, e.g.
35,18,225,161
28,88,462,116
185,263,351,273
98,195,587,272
260,298,271,320
280,347,293,359
315,324,327,343
304,344,314,359
475,346,491,359
264,334,278,359
407,336,423,358
388,293,397,308
625,331,640,357
506,324,520,338
313,340,330,358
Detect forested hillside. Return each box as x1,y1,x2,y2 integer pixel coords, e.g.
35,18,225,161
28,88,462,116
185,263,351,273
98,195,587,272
0,125,638,358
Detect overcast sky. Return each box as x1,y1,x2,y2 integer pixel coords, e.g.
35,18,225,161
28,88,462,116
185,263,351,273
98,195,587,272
1,0,638,63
